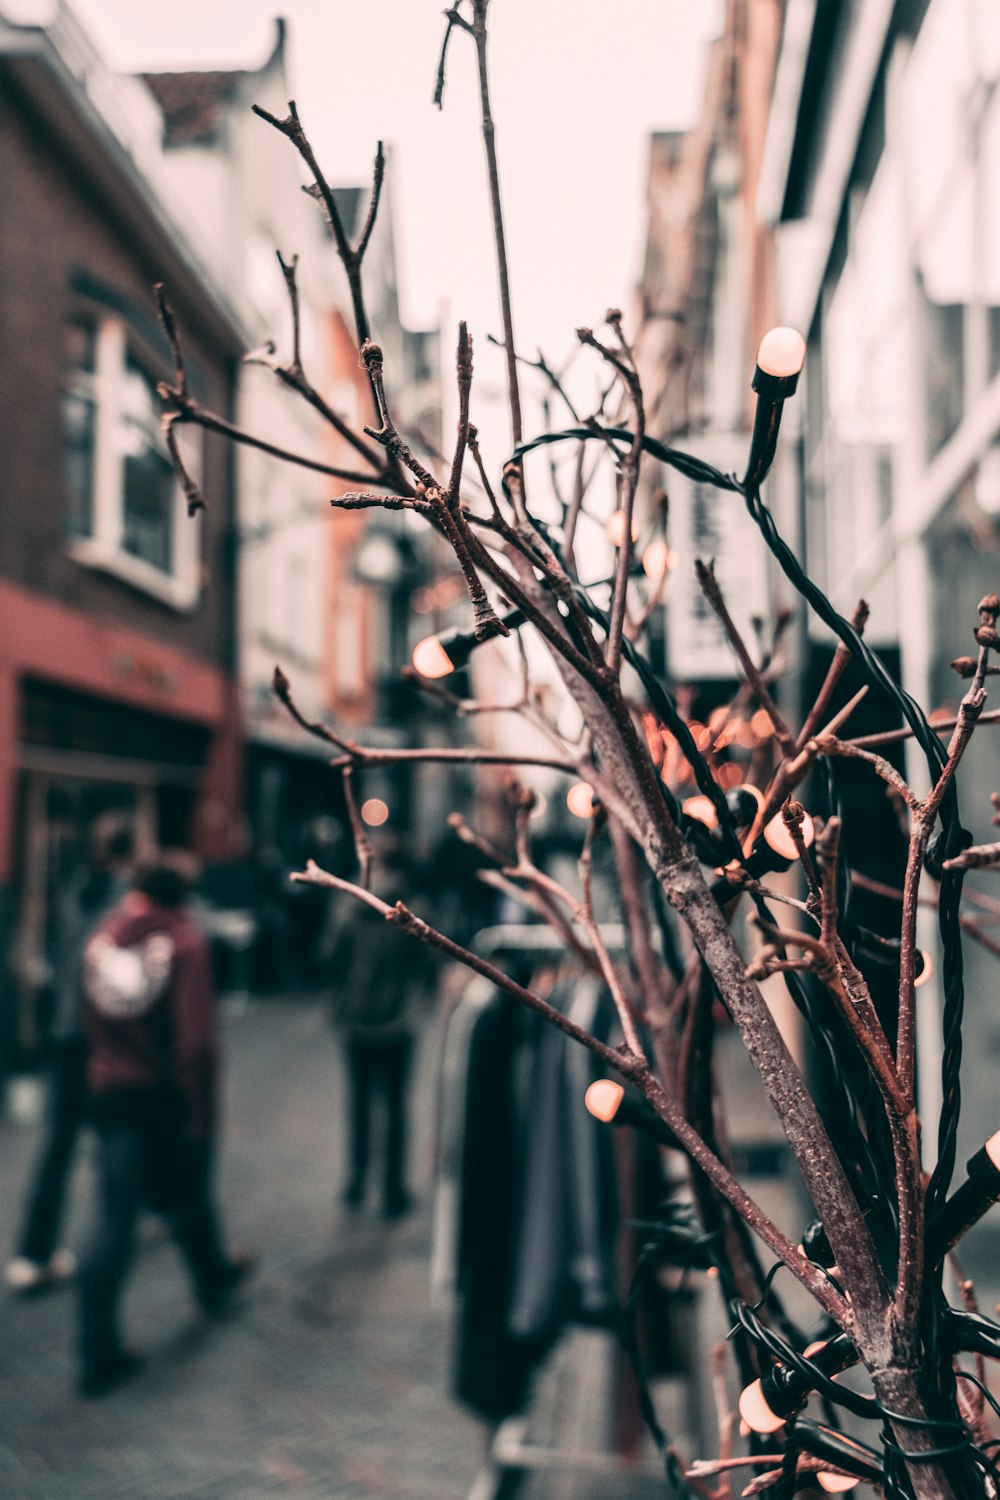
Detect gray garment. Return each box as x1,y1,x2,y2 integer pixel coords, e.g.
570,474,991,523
50,874,129,1040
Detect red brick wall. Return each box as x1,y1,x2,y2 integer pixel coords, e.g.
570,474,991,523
0,85,236,672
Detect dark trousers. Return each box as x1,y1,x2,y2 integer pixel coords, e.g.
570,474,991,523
78,1104,230,1375
344,1035,413,1206
17,1038,88,1264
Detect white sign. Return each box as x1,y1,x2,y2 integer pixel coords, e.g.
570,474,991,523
665,433,770,680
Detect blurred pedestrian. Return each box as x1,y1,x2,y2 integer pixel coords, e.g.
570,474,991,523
329,853,432,1218
5,812,134,1296
76,854,252,1397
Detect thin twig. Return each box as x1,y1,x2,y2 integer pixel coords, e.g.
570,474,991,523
341,765,373,889
695,558,795,753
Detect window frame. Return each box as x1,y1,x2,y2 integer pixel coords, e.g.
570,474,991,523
64,313,202,612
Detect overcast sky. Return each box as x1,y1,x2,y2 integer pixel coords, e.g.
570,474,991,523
75,1,720,445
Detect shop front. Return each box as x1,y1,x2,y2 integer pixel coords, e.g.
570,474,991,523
0,580,242,1075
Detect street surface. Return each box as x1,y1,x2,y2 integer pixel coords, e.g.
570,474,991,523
0,999,485,1500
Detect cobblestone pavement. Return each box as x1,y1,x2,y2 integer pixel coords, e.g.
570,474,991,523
0,999,486,1500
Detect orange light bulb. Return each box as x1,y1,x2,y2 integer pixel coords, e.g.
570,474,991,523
914,951,934,989
763,809,815,861
817,1474,859,1493
641,539,672,580
360,798,389,828
411,635,455,679
738,1378,785,1435
606,509,639,548
682,795,718,829
756,327,806,379
566,782,595,819
584,1080,624,1123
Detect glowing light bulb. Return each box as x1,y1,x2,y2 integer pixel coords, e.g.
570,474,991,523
606,509,638,548
728,783,765,827
738,1378,785,1435
682,795,718,829
914,950,934,989
817,1474,859,1493
412,635,455,679
567,782,595,819
803,1341,828,1360
763,809,815,861
529,792,548,820
756,327,806,380
641,539,672,580
584,1080,624,1123
750,708,775,739
360,798,389,828
986,1130,1000,1172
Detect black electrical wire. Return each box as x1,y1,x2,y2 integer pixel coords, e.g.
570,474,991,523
513,422,971,1225
505,421,990,1494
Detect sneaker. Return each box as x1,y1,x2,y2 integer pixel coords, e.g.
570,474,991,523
78,1349,143,1399
200,1248,257,1315
47,1249,77,1282
5,1257,47,1293
5,1249,77,1295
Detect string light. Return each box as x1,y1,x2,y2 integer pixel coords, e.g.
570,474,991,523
750,707,775,739
763,808,814,861
584,1080,624,1122
583,1080,679,1150
641,539,673,580
411,608,526,680
931,1129,1000,1256
744,325,806,489
529,791,548,819
716,762,745,791
567,782,595,819
682,795,719,829
738,1336,858,1435
412,633,458,679
914,950,934,988
756,327,807,380
738,1378,787,1435
360,798,389,827
606,509,639,548
727,783,764,829
817,1473,859,1493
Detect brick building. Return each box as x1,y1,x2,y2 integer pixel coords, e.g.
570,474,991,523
0,4,248,1063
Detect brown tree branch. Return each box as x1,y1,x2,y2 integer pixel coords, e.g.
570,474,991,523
292,860,850,1322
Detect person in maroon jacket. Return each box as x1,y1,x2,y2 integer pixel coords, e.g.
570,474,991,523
76,855,251,1397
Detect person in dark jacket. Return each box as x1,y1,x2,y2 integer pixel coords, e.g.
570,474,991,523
76,855,251,1397
329,856,432,1218
5,813,133,1295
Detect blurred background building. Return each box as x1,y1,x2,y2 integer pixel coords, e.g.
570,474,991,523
0,0,442,1072
637,0,1000,1167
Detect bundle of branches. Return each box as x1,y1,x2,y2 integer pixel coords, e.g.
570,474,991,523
154,5,1000,1496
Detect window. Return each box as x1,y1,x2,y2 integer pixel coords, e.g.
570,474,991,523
119,356,175,574
63,313,202,610
63,320,97,539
